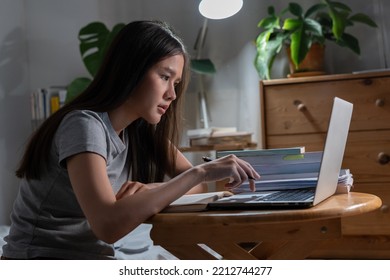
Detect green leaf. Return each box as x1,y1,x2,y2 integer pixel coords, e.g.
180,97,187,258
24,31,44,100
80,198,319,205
283,18,320,69
282,18,301,31
288,3,303,17
329,1,352,12
191,59,216,74
258,16,279,29
267,6,275,16
289,27,312,69
78,22,125,78
258,6,279,28
305,3,326,18
78,22,110,77
66,77,92,103
78,22,109,53
329,9,346,40
254,32,287,79
338,33,360,54
304,18,323,36
349,13,378,27
324,0,350,41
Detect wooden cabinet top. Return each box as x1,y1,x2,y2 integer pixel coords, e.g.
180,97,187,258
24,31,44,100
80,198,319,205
261,70,390,86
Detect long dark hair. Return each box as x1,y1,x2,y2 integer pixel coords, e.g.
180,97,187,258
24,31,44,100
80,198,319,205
16,20,190,182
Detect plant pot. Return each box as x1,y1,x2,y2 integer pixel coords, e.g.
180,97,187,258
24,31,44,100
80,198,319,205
287,43,326,78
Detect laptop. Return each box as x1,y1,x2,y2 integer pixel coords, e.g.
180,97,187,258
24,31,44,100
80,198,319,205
208,97,353,210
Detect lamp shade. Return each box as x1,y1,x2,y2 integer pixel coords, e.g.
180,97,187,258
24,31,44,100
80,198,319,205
199,0,243,20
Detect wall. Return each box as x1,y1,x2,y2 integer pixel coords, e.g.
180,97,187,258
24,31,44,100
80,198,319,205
0,0,31,225
0,0,387,224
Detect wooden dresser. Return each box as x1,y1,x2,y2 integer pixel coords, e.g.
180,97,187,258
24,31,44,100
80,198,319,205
260,71,390,259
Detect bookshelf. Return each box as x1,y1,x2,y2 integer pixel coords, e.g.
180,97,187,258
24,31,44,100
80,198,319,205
31,86,67,129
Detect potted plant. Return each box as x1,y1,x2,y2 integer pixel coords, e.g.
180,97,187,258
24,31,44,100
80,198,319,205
254,0,377,80
66,21,125,102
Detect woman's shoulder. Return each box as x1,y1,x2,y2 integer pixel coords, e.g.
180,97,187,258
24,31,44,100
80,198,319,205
58,110,108,134
63,109,105,121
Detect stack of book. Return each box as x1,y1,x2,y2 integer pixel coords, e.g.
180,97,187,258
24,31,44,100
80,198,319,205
162,146,354,213
186,127,256,150
217,147,353,194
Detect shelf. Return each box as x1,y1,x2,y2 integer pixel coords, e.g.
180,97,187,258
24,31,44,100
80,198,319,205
180,142,257,152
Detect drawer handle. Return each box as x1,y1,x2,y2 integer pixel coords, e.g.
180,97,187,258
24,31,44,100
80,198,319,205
380,205,389,213
375,98,385,107
377,152,390,165
293,100,306,111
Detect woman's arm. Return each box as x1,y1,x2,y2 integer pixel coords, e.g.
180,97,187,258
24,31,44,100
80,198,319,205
67,152,259,244
172,147,207,194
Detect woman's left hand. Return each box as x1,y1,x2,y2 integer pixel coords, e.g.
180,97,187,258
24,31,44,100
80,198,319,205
115,181,163,200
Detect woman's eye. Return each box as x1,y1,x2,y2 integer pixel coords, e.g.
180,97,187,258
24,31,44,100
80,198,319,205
161,75,169,81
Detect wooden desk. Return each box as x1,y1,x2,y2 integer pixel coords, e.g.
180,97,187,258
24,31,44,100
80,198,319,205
148,192,381,260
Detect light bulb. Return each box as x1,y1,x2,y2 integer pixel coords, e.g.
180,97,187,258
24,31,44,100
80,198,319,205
199,0,243,20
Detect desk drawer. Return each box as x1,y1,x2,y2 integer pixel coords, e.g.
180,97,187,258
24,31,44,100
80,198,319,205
262,77,390,135
266,130,390,183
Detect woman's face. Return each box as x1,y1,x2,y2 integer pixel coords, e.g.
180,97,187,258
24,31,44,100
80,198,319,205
128,54,184,124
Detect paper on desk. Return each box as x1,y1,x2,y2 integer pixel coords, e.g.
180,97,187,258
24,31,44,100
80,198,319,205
235,169,353,194
232,151,353,194
336,169,354,193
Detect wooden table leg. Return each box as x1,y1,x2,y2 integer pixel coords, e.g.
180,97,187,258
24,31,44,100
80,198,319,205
251,240,322,259
249,241,288,259
160,244,218,260
150,217,342,259
206,243,258,260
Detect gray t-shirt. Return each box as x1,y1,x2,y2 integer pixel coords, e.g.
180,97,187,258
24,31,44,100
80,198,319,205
2,110,129,259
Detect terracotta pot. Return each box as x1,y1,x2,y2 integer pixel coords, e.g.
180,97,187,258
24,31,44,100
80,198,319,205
287,43,325,77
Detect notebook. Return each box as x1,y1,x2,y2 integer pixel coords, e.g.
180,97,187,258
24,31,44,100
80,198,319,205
208,97,353,210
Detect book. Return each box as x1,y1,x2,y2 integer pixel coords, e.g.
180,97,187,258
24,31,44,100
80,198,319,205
31,86,68,130
216,146,305,158
235,169,353,194
50,95,60,114
187,127,238,139
246,151,321,175
162,191,233,213
215,150,353,194
189,131,253,147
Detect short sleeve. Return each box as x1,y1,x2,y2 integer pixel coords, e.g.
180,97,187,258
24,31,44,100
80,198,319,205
55,110,109,168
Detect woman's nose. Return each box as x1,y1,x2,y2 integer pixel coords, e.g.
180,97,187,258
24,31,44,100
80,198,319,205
166,84,177,100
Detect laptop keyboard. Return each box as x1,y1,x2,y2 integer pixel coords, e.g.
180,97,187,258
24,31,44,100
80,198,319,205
262,189,315,201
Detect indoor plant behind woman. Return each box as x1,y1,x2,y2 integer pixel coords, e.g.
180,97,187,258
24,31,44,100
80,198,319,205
254,0,377,80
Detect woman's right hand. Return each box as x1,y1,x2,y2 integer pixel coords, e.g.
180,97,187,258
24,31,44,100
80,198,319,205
199,154,260,191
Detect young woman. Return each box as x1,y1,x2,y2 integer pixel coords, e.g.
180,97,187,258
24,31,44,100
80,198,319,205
1,20,260,259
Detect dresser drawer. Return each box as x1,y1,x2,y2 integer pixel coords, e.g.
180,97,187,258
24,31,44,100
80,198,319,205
266,130,390,183
344,131,390,183
261,76,390,135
